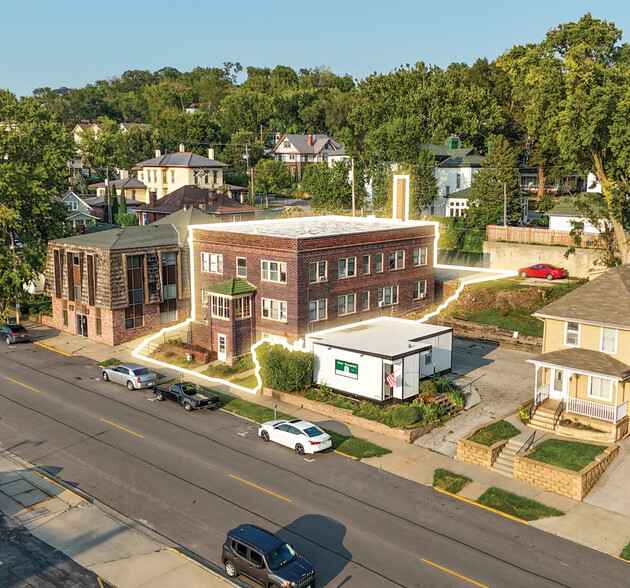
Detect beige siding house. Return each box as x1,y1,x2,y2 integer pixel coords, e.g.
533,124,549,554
527,265,630,440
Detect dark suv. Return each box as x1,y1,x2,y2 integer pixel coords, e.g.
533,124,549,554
222,524,315,588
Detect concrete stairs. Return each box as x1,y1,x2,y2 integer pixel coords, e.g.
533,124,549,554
490,437,522,478
529,405,560,433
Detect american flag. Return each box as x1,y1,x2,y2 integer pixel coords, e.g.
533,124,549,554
385,371,397,388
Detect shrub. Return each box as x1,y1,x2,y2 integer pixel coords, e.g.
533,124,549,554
355,401,383,422
256,342,314,392
518,405,531,420
234,354,255,372
419,380,437,401
166,338,185,347
420,402,443,425
390,404,420,427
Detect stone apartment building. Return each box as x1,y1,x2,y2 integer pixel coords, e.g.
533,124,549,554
189,216,436,363
42,222,190,346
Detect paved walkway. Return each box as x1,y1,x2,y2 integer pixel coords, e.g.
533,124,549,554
4,322,630,582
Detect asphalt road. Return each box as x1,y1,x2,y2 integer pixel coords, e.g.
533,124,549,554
0,342,627,588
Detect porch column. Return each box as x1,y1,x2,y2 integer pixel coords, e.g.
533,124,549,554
534,364,539,399
615,379,619,422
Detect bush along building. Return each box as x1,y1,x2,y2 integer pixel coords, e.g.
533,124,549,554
189,215,436,364
40,208,215,345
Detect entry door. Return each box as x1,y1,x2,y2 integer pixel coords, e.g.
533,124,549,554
550,369,566,400
76,313,88,337
217,334,227,362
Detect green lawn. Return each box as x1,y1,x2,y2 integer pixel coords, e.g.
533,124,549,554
211,390,390,460
98,358,122,368
433,469,472,493
527,439,605,472
465,309,544,337
230,373,259,389
469,420,521,446
477,487,564,521
619,542,630,561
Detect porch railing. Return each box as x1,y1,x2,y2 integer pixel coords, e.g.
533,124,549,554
531,384,550,419
566,397,626,423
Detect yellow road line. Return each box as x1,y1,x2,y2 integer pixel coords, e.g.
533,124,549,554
33,471,90,504
100,418,144,438
421,558,489,587
433,486,528,525
34,341,71,356
6,377,39,393
229,474,292,503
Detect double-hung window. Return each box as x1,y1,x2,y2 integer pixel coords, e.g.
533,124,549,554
375,253,383,272
309,299,327,322
600,327,617,354
338,257,356,279
412,280,427,299
338,294,356,316
362,255,370,275
309,261,326,283
262,298,287,321
389,250,404,270
211,295,230,318
261,260,287,283
378,286,398,306
413,247,428,266
201,252,223,274
565,322,580,347
361,291,369,310
589,376,612,401
236,257,247,278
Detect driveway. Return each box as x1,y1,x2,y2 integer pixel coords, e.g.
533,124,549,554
584,437,630,516
414,337,535,456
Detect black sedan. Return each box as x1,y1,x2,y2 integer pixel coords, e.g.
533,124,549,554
0,324,31,345
153,382,220,411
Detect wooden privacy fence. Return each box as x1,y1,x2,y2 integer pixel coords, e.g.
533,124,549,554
486,225,601,248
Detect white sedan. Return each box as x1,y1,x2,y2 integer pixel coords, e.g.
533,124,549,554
258,419,332,455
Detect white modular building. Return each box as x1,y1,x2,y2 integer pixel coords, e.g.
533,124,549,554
306,318,453,402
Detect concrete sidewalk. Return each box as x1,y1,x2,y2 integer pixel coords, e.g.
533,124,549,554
18,323,630,566
0,450,235,587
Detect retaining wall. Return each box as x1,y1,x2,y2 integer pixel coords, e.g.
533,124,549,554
513,445,619,501
456,436,508,469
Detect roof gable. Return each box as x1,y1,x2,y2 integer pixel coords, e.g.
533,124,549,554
133,152,228,170
535,265,630,329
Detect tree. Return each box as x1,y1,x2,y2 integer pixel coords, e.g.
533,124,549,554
254,159,291,205
301,161,363,211
467,135,522,229
115,212,138,226
71,174,89,195
0,91,72,319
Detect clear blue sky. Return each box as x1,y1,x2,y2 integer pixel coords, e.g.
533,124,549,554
3,1,629,96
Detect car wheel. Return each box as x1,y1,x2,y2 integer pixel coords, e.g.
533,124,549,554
102,371,109,382
156,391,164,401
519,271,527,278
546,273,554,280
224,560,237,578
5,337,12,345
184,401,193,411
261,430,270,442
127,380,135,391
295,443,305,455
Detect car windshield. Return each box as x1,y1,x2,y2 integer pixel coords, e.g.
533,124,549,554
265,543,297,571
133,368,150,376
303,425,324,438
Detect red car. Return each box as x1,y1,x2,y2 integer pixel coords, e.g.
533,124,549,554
518,264,567,280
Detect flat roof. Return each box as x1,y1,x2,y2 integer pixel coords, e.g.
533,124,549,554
308,318,451,360
191,215,435,240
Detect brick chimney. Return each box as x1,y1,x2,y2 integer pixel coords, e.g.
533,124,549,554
307,135,313,147
207,190,217,204
208,148,215,160
149,190,157,208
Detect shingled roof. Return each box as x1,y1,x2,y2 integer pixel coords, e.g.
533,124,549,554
202,278,257,296
51,224,180,250
527,347,630,380
132,152,228,170
534,265,630,329
273,134,341,155
137,185,257,215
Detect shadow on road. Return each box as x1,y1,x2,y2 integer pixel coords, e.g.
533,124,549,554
277,514,352,587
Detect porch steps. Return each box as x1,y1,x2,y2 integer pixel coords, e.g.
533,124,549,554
490,437,522,477
529,405,560,433
434,394,459,416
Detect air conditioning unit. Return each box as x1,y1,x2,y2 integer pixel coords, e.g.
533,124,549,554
420,293,427,299
318,276,326,282
378,301,385,307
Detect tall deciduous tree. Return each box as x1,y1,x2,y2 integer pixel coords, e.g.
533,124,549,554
301,161,363,212
0,90,72,318
253,159,291,203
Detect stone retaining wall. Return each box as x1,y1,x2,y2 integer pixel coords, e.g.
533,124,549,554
514,445,619,501
160,343,211,364
262,388,438,443
457,437,508,469
437,315,542,353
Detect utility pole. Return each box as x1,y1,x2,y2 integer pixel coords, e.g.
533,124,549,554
351,158,356,217
503,181,507,227
106,166,112,225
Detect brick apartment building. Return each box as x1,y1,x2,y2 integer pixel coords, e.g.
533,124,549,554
40,209,212,345
190,216,436,363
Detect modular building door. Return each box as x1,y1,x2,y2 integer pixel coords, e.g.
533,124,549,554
403,353,420,400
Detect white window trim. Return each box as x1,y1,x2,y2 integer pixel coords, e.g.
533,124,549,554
412,280,427,300
261,260,287,283
236,257,247,278
338,293,357,316
261,298,288,322
587,376,613,402
564,321,581,347
308,299,327,322
362,254,371,275
309,261,327,284
378,286,399,306
375,252,384,273
599,327,618,354
338,257,357,279
210,295,230,319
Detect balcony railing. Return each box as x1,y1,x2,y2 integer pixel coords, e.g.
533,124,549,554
566,397,628,423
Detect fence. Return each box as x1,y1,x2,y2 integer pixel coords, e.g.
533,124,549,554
486,225,601,248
